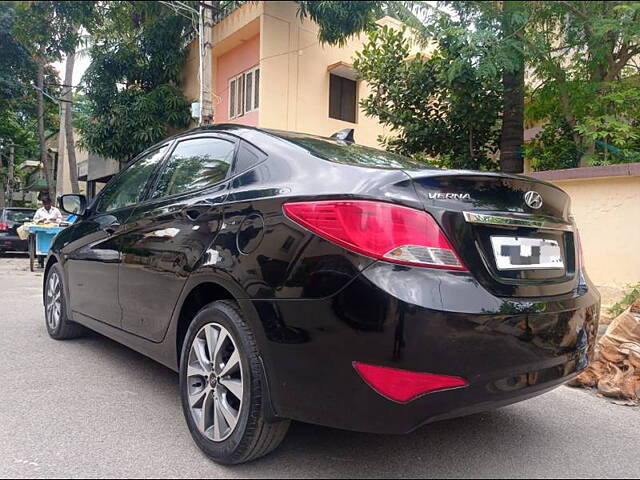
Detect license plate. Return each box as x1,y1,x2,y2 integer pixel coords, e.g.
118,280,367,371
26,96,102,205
491,236,564,271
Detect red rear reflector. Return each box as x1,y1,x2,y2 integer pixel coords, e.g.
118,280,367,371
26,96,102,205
283,200,466,270
0,222,7,231
353,362,468,403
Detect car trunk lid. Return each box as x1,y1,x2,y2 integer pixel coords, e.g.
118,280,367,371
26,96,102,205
404,170,579,298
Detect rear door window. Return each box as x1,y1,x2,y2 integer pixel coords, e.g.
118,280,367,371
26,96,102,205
151,136,236,199
96,146,169,213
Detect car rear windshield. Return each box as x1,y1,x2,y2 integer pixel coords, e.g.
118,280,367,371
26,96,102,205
268,130,425,170
5,210,34,223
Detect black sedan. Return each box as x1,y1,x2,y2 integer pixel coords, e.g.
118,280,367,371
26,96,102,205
44,125,599,465
0,207,35,254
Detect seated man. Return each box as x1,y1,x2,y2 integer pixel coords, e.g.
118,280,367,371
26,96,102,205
33,197,63,224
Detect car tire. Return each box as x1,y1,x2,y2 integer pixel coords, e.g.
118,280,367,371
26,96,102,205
44,263,86,340
179,300,290,465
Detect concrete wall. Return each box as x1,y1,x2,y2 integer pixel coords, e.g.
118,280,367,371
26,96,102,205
529,165,640,305
181,40,200,104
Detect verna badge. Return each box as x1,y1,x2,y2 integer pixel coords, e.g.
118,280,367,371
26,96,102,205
524,191,543,209
428,192,471,200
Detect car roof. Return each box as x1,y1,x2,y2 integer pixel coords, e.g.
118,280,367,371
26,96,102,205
158,124,425,170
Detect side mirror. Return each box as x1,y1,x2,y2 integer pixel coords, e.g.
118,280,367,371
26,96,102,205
59,194,87,216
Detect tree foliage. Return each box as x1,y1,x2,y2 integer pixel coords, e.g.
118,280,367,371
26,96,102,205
9,1,97,197
523,1,640,168
350,1,532,170
296,1,383,46
0,3,34,106
12,1,96,60
79,2,193,163
0,2,55,197
352,1,640,171
355,25,502,170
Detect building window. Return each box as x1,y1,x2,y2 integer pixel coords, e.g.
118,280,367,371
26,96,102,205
329,73,357,123
229,67,259,119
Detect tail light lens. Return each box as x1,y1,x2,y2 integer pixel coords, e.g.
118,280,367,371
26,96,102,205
353,362,468,403
0,222,7,231
283,200,466,270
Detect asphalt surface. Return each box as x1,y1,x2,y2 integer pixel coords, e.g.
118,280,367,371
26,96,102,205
0,254,638,479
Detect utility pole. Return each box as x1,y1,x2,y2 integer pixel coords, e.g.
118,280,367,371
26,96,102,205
36,62,55,200
158,0,217,125
199,1,215,125
56,90,67,197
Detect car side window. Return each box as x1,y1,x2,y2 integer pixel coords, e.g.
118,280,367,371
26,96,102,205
231,140,267,176
151,137,236,199
96,146,168,213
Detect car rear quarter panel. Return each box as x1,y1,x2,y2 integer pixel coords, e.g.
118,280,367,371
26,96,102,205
203,145,423,301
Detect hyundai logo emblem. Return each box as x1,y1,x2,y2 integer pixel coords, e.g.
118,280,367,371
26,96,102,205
524,191,543,209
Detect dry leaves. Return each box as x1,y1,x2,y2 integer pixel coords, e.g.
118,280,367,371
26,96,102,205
569,302,640,405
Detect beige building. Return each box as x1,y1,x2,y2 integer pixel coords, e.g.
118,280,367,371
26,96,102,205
181,1,423,148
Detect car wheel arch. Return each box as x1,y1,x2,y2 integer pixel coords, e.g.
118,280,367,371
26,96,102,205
43,255,63,303
174,278,281,420
173,275,264,363
175,281,235,363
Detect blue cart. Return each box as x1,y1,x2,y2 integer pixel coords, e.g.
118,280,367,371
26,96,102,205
25,225,65,272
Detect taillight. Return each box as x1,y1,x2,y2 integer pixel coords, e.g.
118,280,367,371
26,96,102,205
0,222,7,231
283,200,466,270
353,362,468,403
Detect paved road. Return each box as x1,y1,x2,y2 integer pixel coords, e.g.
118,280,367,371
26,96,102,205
0,255,638,479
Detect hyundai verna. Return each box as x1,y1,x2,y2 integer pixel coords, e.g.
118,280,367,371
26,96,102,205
44,125,599,464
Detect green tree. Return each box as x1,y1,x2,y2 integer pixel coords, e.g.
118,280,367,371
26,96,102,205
296,1,383,46
524,1,640,168
354,25,502,170
12,0,96,197
499,1,526,173
0,2,38,207
79,2,192,164
0,3,34,107
338,1,640,171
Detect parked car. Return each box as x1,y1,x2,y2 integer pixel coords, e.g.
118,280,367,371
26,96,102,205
0,207,35,254
44,125,600,465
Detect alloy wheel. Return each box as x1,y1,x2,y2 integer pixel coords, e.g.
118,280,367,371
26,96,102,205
187,322,244,442
46,271,62,330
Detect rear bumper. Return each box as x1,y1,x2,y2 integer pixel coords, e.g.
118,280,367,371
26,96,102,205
0,235,28,252
254,263,599,434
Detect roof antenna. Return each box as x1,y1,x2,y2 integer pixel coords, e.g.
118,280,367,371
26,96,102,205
330,128,355,144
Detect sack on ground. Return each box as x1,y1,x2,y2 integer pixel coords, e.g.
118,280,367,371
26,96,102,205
571,301,640,403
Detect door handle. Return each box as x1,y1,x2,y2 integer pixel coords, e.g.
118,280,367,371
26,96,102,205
103,222,121,235
182,204,212,222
